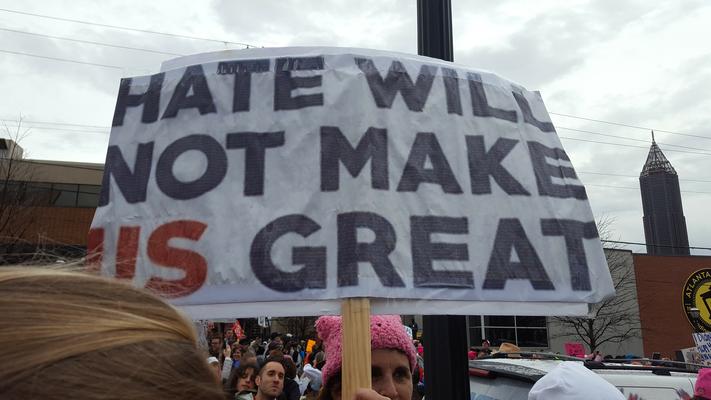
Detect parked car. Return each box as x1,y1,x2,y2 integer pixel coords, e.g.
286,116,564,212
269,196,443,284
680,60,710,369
469,353,699,400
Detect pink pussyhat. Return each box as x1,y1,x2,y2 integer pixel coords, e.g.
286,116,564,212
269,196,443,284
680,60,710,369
696,368,711,398
315,315,417,387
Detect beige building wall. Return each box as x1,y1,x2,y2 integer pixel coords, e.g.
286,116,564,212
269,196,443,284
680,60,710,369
2,159,104,184
547,249,645,357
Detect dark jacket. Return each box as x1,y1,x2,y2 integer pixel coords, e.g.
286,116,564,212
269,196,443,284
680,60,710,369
277,377,300,400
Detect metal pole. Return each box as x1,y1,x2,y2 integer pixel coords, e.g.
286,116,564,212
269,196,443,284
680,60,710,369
417,1,469,399
417,0,453,61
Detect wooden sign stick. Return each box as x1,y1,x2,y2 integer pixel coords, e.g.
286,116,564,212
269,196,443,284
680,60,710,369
341,297,372,400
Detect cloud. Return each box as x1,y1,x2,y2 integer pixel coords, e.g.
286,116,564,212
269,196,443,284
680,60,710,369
0,0,709,251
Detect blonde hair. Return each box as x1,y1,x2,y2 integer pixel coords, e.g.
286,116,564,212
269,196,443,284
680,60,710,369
0,267,224,400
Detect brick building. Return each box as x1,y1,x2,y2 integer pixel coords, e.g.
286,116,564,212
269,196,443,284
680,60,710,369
634,254,711,357
0,141,103,262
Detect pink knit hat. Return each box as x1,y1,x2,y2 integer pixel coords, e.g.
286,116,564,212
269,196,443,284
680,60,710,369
695,368,711,398
315,315,417,387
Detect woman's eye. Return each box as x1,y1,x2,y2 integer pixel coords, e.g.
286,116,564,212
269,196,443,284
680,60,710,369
394,369,410,381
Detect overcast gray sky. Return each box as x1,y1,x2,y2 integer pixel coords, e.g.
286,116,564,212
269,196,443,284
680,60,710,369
0,0,709,255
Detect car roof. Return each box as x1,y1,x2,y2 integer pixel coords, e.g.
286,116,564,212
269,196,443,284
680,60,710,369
469,354,699,382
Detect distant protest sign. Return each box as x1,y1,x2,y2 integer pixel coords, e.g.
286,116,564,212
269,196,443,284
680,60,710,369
693,333,711,363
564,342,586,358
89,47,615,318
680,346,704,365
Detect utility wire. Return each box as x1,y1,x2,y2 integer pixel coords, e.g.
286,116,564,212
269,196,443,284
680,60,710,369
585,183,711,195
2,124,109,135
557,126,711,153
0,7,258,48
0,118,108,129
0,48,124,69
559,136,711,156
601,239,711,251
7,116,711,159
577,171,711,184
0,26,183,56
551,112,711,141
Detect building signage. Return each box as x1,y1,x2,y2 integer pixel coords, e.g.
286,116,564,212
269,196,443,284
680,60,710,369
683,268,711,332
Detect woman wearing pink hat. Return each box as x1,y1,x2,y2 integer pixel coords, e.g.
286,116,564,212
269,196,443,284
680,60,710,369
315,315,416,400
694,368,711,400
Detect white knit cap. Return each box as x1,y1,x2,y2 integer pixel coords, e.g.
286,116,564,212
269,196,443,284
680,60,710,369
528,362,625,400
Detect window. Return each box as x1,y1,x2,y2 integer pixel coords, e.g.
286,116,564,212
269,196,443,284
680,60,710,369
51,183,78,207
24,182,52,205
0,181,101,208
77,184,101,207
468,315,549,348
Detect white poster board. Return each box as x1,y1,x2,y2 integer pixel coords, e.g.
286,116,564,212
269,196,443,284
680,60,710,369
680,346,704,365
693,333,711,364
90,47,614,318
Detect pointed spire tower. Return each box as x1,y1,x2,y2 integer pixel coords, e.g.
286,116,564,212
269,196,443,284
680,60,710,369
639,131,690,255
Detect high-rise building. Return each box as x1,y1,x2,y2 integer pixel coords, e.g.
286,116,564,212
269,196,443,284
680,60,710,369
639,132,690,255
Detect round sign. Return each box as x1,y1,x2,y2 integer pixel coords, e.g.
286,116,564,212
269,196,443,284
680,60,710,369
682,268,711,332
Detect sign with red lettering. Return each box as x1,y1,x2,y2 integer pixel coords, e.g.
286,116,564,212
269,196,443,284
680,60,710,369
231,320,244,339
89,47,615,318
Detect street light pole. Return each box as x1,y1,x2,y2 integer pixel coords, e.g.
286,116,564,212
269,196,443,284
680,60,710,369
417,1,470,399
417,0,453,61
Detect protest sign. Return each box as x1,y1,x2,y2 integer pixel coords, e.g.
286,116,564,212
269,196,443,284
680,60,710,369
564,342,586,358
693,333,711,363
680,346,704,365
89,47,614,318
258,316,268,328
306,339,317,353
231,320,244,339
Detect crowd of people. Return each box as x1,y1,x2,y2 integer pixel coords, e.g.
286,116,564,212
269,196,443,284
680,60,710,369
203,317,426,400
3,265,711,400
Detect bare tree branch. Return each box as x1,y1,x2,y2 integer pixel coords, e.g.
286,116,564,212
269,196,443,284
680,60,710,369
551,216,641,353
0,119,44,264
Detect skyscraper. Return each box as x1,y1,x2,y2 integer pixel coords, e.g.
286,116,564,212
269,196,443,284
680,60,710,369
639,132,690,255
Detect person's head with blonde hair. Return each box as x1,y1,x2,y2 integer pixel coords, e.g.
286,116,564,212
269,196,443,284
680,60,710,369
0,266,224,400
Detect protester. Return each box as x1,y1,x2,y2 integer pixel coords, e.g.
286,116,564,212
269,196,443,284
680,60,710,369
586,350,603,362
279,354,301,400
221,345,237,381
231,343,245,369
315,315,415,400
694,368,711,400
313,351,326,369
412,350,425,400
226,362,259,400
208,356,223,384
594,351,603,362
0,266,224,400
211,335,225,359
302,358,324,396
226,329,237,345
409,320,419,339
254,355,286,400
528,361,625,400
478,339,492,358
259,339,286,367
496,342,521,358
